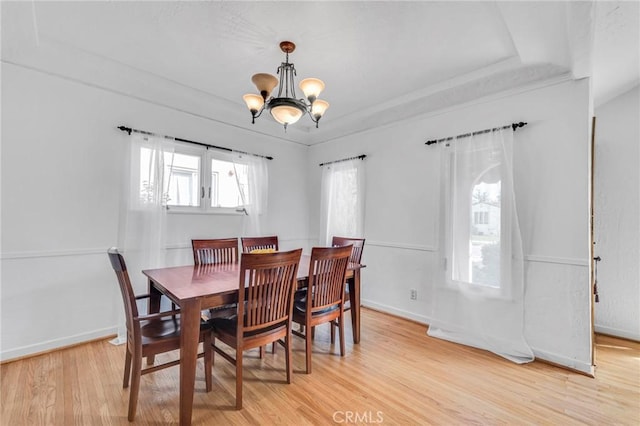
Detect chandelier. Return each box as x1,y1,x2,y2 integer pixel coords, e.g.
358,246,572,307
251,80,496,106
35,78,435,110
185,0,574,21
243,41,329,131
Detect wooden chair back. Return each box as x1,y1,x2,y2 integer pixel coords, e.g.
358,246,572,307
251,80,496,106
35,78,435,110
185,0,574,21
238,249,302,334
306,245,352,313
331,236,365,264
192,238,239,265
108,248,139,337
292,245,352,374
330,237,365,315
241,236,279,253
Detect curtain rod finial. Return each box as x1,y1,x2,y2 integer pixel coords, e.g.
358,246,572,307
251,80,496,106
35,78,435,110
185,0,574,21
117,126,132,135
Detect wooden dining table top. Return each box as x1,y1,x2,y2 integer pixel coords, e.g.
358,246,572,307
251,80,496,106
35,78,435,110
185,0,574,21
142,254,362,303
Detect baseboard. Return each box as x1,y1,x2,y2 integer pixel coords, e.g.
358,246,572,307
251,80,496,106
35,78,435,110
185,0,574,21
530,347,594,376
361,299,430,325
594,325,640,342
0,326,118,363
362,300,595,375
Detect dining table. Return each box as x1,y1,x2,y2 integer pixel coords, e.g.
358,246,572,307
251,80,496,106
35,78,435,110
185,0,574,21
143,253,364,426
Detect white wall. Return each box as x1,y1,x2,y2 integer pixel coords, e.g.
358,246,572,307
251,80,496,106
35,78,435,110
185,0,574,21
0,63,310,360
0,61,598,373
308,78,593,373
594,85,640,341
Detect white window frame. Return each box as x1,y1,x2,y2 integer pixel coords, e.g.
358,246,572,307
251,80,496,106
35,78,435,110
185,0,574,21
138,141,247,215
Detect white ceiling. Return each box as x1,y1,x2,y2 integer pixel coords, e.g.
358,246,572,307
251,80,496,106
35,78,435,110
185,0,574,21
2,1,638,146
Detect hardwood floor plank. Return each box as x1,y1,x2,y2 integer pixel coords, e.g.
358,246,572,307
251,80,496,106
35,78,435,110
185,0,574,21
1,308,638,425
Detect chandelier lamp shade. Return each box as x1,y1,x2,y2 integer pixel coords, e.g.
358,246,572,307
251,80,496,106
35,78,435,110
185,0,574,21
243,41,329,131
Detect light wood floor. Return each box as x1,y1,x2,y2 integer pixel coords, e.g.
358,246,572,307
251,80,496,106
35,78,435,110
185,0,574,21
2,308,639,425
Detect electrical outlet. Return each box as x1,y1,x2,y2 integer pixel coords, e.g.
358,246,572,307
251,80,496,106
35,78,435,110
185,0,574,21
410,289,417,300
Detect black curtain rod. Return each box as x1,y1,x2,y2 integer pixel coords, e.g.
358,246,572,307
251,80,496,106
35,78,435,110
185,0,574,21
319,154,367,167
425,121,527,146
117,126,274,160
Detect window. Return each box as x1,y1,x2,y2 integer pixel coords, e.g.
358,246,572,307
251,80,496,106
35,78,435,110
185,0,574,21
319,159,366,245
473,211,489,225
210,158,247,209
138,143,247,214
164,152,200,207
469,171,501,288
446,143,511,294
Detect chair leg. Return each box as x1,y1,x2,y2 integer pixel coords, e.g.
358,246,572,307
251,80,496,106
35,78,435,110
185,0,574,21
339,312,346,357
128,349,142,421
211,336,216,366
285,333,292,384
330,321,336,344
204,334,212,392
123,348,132,388
271,341,277,353
305,325,313,374
235,349,243,410
311,326,315,340
259,346,265,359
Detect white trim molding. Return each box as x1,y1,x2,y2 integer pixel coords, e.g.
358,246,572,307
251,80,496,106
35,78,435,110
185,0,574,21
361,299,431,325
0,326,118,363
0,247,107,260
367,241,438,252
531,347,594,376
595,325,640,342
524,254,589,267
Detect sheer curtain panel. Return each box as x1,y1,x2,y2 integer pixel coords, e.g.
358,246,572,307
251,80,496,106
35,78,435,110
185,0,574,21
234,154,269,237
113,134,175,343
319,159,366,246
428,128,534,364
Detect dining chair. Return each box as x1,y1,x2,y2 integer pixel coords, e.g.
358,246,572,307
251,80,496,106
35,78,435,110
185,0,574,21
192,238,239,319
210,248,302,409
241,235,279,253
292,245,352,374
107,248,212,421
329,237,365,343
240,235,280,357
192,238,239,265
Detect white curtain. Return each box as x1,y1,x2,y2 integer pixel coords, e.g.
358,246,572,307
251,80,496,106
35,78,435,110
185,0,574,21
428,128,534,364
113,134,174,343
319,159,366,246
234,153,269,236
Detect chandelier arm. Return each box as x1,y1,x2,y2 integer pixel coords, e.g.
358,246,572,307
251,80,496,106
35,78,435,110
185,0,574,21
305,108,321,128
250,102,268,124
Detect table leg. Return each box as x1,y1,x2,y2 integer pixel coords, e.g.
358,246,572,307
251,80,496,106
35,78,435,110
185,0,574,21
147,279,162,314
147,279,162,364
179,299,202,426
348,269,361,344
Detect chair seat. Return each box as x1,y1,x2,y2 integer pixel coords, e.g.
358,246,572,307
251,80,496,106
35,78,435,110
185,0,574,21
208,304,238,320
210,315,286,338
293,300,339,316
294,288,307,302
140,317,210,344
